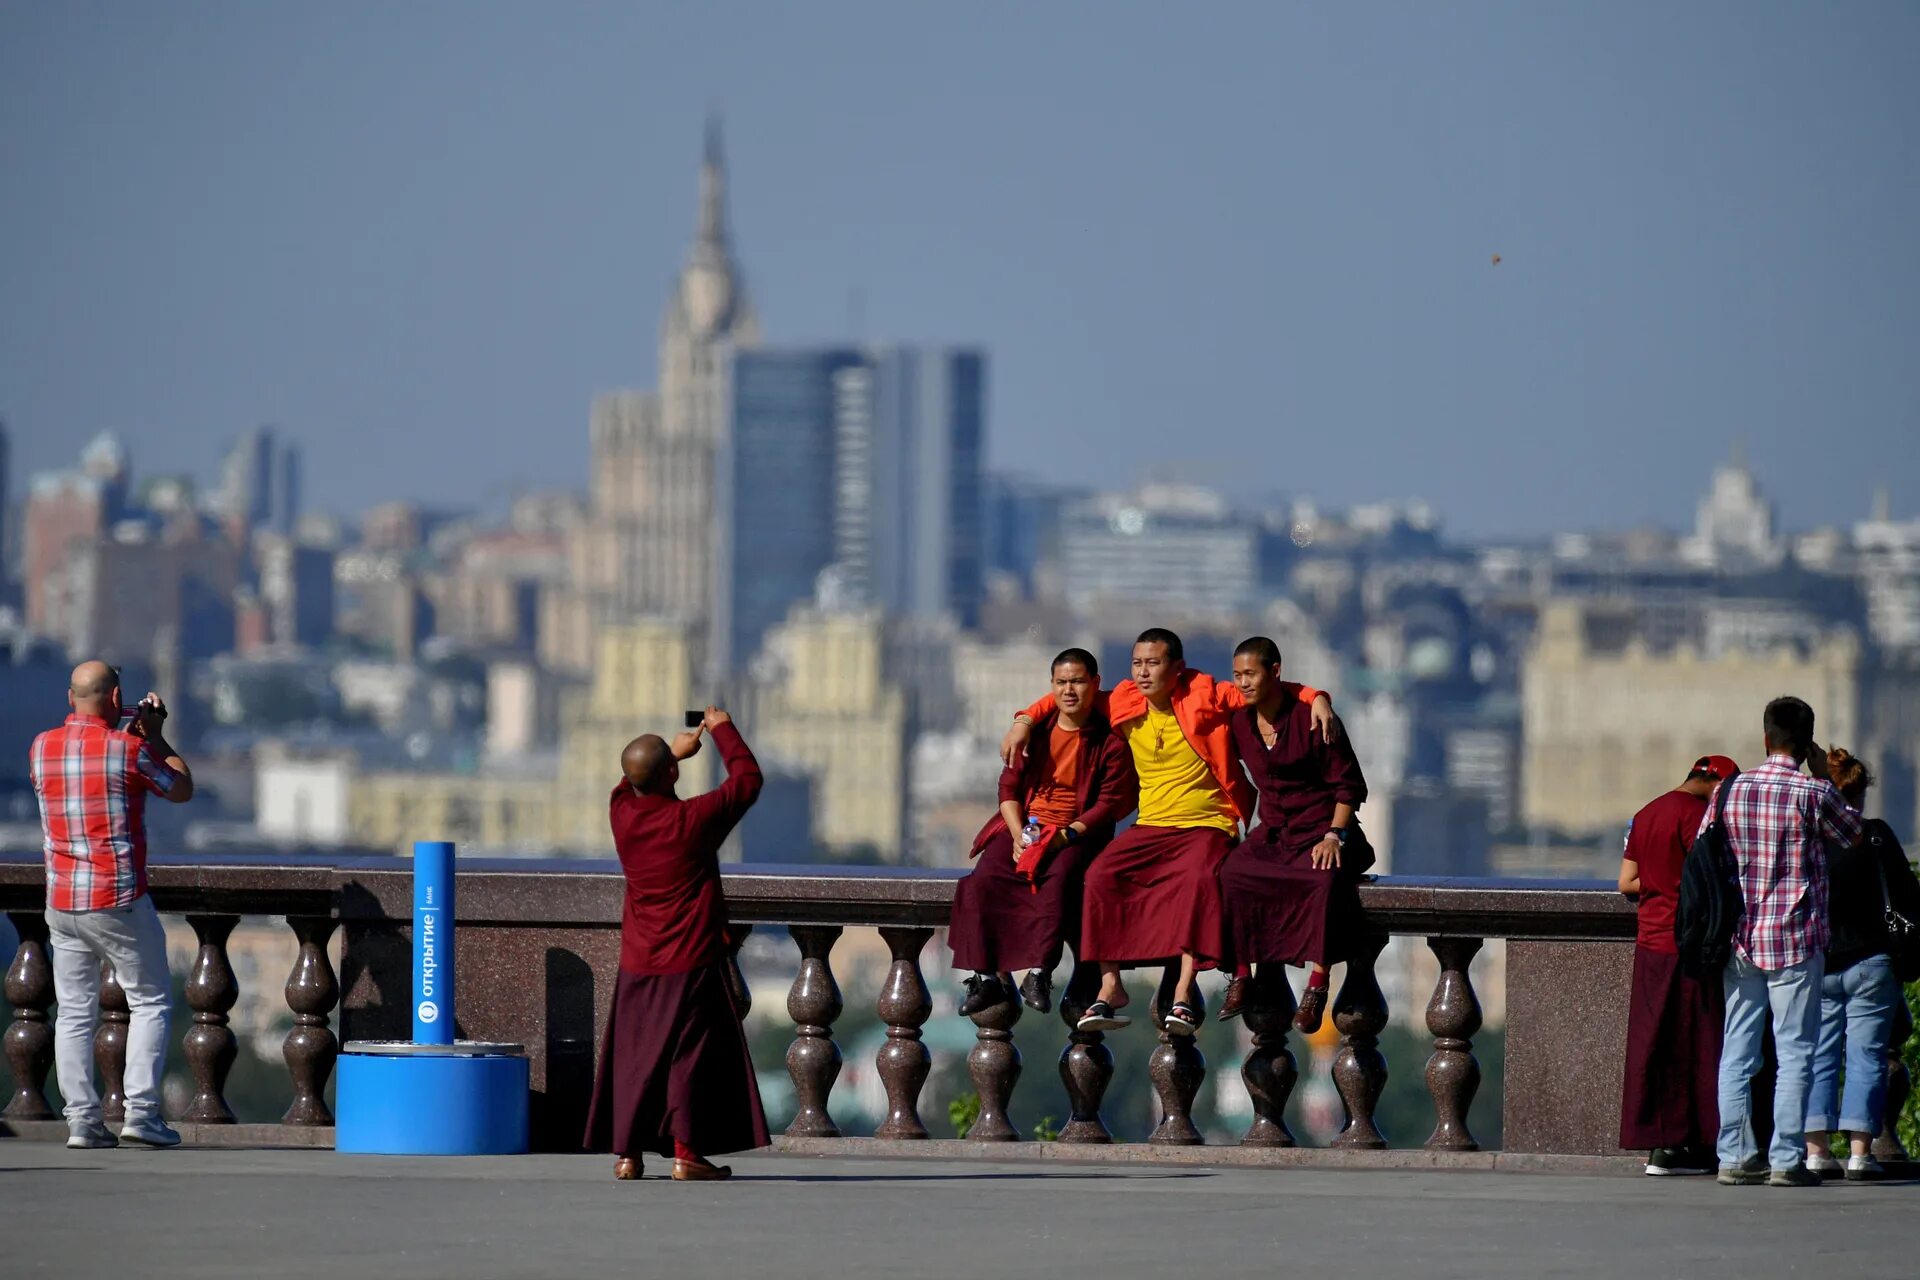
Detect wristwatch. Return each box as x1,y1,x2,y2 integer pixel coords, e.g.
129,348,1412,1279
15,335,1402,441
1330,826,1349,847
1062,827,1080,845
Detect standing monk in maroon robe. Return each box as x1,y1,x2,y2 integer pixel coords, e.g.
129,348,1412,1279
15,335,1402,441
1215,636,1373,1033
585,706,770,1182
1617,754,1737,1176
948,647,1137,1017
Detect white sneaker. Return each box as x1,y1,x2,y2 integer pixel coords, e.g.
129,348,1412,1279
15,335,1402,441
1806,1152,1844,1178
1845,1154,1883,1182
119,1118,182,1148
66,1121,118,1150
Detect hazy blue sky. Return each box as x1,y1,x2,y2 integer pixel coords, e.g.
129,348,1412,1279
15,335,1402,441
3,2,1915,538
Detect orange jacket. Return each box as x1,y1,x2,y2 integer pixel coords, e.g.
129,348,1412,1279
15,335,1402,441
1019,673,1323,827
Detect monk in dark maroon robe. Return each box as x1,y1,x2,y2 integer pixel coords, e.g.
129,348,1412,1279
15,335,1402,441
1617,755,1735,1175
1216,637,1373,1034
948,648,1137,1017
584,706,769,1181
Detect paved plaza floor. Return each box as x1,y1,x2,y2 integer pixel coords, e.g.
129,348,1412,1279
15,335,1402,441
0,1144,1913,1279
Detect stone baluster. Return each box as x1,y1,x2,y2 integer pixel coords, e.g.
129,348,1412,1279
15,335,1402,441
1239,970,1299,1148
94,963,131,1126
281,916,340,1126
1424,936,1484,1151
1147,967,1205,1145
965,983,1022,1141
1056,960,1114,1144
1330,932,1390,1149
1871,994,1913,1164
182,913,240,1124
873,926,934,1139
3,912,56,1120
724,925,754,1020
784,925,844,1138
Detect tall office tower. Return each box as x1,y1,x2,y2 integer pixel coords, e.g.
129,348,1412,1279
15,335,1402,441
836,348,985,628
713,346,987,675
715,347,864,672
218,427,301,535
21,433,128,635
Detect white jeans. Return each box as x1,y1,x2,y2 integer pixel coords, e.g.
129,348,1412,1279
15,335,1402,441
46,898,173,1128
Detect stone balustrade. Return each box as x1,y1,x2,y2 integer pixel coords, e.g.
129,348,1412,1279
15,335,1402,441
0,852,1910,1164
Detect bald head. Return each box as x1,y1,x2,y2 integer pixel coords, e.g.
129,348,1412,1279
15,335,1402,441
622,734,675,795
70,660,121,716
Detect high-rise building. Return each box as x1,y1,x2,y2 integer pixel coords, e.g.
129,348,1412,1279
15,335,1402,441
1057,484,1259,622
218,427,301,536
556,118,760,656
715,347,864,671
841,348,986,628
21,433,130,636
255,533,337,648
714,346,988,674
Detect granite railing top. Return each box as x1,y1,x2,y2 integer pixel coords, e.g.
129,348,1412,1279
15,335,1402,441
0,851,1634,940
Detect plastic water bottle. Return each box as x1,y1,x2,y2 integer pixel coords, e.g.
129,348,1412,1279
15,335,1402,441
1021,817,1042,848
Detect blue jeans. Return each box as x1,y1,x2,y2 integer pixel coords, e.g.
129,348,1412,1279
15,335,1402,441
1805,954,1900,1135
1717,952,1823,1171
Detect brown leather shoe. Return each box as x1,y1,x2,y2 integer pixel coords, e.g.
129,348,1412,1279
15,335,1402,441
614,1157,642,1181
1218,975,1250,1022
1293,984,1328,1034
672,1158,733,1181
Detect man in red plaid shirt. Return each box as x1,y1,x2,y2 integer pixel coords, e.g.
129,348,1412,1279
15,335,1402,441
29,661,195,1149
1697,695,1861,1188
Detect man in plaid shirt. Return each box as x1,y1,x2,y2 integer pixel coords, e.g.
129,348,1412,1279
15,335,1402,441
1697,695,1861,1187
29,661,195,1149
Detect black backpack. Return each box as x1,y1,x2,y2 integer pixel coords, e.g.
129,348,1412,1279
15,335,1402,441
1675,774,1742,977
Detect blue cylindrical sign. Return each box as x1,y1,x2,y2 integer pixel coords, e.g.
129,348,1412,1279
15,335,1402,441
413,840,456,1044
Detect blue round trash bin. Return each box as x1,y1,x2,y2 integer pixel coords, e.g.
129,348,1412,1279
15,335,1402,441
336,1041,530,1156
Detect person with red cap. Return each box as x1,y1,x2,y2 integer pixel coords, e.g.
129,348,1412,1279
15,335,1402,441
1617,753,1739,1175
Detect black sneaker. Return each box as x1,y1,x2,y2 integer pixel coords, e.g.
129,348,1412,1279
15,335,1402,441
959,973,1011,1017
1766,1164,1821,1188
1019,968,1052,1014
1717,1154,1766,1186
1646,1146,1712,1175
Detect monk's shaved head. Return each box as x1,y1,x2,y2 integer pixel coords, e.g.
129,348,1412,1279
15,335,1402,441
622,735,673,793
69,660,121,715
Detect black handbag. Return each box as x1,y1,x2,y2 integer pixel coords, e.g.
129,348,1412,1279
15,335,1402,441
1872,849,1920,983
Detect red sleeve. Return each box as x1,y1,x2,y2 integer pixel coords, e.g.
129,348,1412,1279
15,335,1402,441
1076,735,1138,831
1323,715,1366,807
680,723,765,848
997,753,1024,805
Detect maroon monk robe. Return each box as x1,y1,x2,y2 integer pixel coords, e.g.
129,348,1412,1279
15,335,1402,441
1619,788,1721,1151
584,721,771,1160
948,710,1137,974
1219,704,1372,968
1080,825,1235,968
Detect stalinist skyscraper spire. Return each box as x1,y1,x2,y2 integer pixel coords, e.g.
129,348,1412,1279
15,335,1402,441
551,116,762,673
660,111,758,443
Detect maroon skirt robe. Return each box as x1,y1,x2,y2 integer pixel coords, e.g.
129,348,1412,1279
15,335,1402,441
1080,824,1233,967
1219,822,1372,969
584,963,770,1160
1618,945,1722,1150
949,826,1090,974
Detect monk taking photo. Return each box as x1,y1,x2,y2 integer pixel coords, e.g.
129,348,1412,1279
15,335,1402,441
584,706,769,1182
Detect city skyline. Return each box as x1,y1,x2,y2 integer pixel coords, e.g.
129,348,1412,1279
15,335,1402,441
4,3,1917,540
